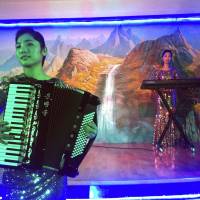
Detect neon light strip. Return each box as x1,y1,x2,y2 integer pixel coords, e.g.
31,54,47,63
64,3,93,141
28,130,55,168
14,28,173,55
69,193,200,200
0,15,200,27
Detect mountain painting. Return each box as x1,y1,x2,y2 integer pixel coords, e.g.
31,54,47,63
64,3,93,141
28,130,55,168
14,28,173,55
1,24,200,144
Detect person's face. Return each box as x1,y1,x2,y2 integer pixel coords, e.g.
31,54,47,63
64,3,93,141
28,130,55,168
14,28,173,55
162,52,172,65
16,33,46,68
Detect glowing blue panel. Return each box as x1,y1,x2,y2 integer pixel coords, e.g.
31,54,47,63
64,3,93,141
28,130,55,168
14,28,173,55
0,14,200,27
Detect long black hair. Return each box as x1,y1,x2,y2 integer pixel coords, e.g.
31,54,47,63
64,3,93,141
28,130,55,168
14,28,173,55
161,49,173,58
160,49,173,66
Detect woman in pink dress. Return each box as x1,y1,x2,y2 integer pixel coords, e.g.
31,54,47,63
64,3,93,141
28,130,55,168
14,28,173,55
150,49,179,147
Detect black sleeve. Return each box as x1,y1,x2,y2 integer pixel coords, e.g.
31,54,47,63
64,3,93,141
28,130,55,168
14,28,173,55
0,89,7,114
0,76,10,114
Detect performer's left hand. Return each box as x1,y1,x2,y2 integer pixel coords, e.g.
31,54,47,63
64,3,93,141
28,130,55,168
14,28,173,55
83,121,97,139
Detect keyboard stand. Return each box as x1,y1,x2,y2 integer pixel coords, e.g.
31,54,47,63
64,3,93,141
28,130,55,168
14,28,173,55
156,90,195,152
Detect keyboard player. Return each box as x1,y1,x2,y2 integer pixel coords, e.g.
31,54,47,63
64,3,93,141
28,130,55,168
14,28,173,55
148,50,180,148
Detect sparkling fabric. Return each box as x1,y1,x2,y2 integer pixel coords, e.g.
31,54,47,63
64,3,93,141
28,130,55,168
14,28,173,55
0,74,68,199
149,67,200,146
154,147,176,176
2,167,67,200
150,68,179,147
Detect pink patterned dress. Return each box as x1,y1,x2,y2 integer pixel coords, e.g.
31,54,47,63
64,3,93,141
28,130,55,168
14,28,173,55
150,68,179,147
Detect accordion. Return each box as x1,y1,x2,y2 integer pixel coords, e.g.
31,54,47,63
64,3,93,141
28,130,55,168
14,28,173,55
1,81,100,177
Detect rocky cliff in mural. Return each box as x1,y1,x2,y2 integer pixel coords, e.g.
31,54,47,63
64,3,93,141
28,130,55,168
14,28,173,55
114,29,200,133
49,35,74,59
58,48,99,77
57,48,123,94
92,26,140,57
122,29,200,77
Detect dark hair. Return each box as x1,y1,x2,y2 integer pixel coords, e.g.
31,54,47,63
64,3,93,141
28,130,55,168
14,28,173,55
15,27,47,65
161,49,173,58
160,49,173,67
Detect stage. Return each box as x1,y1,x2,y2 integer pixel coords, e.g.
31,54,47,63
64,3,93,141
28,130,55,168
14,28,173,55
0,143,200,199
67,143,200,199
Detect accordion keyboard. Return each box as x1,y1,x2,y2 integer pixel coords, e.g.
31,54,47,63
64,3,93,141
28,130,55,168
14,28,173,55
0,84,36,166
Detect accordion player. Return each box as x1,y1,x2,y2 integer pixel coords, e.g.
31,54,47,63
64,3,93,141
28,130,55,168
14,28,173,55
0,81,100,177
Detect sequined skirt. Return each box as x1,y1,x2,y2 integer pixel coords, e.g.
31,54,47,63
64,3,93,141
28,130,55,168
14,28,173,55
0,167,67,200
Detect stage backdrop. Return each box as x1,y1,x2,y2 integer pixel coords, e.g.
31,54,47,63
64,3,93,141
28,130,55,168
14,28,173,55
1,23,200,144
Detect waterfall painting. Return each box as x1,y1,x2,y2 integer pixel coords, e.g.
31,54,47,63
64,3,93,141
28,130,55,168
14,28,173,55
1,24,200,144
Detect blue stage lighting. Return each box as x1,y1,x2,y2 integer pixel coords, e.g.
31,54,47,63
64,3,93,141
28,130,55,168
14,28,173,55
0,14,200,27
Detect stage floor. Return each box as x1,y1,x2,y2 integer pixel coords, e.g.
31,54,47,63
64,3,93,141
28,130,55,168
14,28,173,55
67,143,200,198
68,143,200,185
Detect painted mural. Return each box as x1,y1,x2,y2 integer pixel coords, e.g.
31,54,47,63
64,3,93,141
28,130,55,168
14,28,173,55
1,23,200,144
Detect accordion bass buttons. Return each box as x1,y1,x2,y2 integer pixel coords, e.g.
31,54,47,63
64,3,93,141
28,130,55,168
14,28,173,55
73,124,77,129
78,106,82,112
65,143,71,149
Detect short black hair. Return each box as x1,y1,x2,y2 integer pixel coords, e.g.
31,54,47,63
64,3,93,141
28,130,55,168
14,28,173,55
15,27,47,65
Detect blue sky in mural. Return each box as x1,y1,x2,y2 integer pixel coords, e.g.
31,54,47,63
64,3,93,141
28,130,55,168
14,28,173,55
0,23,199,48
0,23,200,67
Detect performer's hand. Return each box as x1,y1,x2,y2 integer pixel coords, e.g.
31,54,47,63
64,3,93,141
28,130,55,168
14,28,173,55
83,121,97,139
0,120,13,144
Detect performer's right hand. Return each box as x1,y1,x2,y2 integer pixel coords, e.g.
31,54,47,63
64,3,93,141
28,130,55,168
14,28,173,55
0,120,12,144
